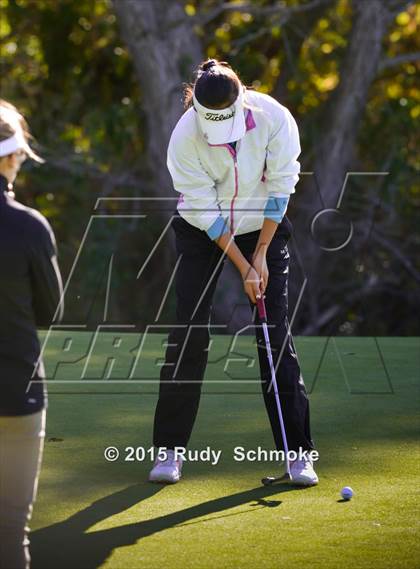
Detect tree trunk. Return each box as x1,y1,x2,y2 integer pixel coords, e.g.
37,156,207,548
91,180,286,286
113,0,203,200
292,0,402,333
112,0,205,327
312,0,397,208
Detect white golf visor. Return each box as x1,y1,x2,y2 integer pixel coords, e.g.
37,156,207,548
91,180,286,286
193,86,246,144
0,131,44,162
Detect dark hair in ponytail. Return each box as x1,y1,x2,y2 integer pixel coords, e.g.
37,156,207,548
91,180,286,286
201,59,218,72
183,59,242,110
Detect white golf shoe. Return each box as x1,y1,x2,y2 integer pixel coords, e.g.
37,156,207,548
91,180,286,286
290,456,319,486
148,449,183,484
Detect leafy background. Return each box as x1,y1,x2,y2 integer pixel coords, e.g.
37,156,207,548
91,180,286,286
0,0,418,334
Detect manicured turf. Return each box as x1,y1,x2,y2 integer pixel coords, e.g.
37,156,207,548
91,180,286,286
31,334,419,569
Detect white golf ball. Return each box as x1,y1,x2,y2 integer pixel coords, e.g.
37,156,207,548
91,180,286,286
341,486,354,500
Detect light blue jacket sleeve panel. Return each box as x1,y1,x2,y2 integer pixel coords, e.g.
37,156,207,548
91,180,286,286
263,196,290,223
206,216,229,240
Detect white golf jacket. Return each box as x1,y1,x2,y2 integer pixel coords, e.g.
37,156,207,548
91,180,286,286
167,89,301,237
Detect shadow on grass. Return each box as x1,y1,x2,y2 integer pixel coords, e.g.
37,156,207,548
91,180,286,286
32,482,298,569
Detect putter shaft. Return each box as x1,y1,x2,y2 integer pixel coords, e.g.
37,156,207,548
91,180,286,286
257,296,293,486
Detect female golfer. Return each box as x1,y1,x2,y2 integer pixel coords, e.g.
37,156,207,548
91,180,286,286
149,59,317,486
0,100,63,568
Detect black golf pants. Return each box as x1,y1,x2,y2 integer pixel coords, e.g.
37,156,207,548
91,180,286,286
153,214,314,452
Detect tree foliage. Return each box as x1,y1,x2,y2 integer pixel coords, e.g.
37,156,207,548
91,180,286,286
0,0,418,334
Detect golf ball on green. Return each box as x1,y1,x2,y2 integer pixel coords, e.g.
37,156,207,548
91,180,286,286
341,486,354,500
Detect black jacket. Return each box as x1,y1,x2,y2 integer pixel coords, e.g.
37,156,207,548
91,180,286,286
0,174,63,415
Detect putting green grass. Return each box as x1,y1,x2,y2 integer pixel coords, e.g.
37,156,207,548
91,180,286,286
31,334,419,569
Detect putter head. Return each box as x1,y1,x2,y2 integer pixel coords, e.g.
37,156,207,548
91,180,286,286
261,472,292,486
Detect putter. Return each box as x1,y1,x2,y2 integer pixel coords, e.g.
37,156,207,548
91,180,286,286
256,295,292,486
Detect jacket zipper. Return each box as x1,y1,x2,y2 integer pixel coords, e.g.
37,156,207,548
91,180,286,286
230,154,238,234
207,109,256,235
209,142,241,235
223,144,238,235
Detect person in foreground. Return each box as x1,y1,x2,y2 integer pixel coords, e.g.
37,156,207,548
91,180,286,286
0,100,63,569
149,60,318,487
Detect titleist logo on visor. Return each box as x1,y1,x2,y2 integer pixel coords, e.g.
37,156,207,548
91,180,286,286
204,109,235,121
